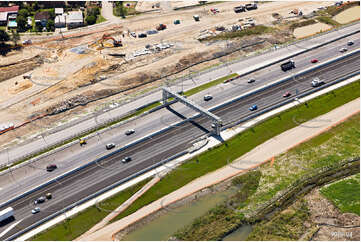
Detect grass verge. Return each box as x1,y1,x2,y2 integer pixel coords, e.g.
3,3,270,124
96,15,107,24
320,173,360,215
109,80,360,224
316,16,340,27
30,177,151,241
174,105,360,240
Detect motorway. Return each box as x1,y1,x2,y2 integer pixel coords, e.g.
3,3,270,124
0,40,359,239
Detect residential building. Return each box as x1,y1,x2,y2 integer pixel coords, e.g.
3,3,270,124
55,8,64,15
0,5,18,26
55,14,66,28
34,11,50,27
66,11,83,29
0,12,7,26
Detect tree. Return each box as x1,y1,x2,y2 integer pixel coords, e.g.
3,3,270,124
16,15,28,32
32,1,40,11
18,9,29,18
10,30,20,46
0,30,9,43
86,15,96,25
199,1,207,4
35,23,43,32
46,19,55,32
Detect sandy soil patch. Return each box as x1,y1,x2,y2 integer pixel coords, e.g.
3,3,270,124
333,6,360,24
293,22,332,38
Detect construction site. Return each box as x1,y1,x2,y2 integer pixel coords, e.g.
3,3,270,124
0,0,359,150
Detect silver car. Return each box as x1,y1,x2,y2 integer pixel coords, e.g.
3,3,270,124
32,207,40,214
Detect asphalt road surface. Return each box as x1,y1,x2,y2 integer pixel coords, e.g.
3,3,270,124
0,48,359,240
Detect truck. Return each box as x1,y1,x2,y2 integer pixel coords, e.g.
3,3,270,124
156,24,167,31
245,3,258,10
0,207,14,223
280,60,295,71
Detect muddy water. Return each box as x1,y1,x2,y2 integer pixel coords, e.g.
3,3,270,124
222,224,253,241
122,190,234,241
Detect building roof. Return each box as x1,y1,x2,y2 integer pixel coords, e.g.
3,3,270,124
0,12,7,21
55,15,65,23
35,11,51,20
66,11,83,23
55,8,64,15
0,5,19,13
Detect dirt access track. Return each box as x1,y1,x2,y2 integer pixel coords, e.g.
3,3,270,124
0,1,332,149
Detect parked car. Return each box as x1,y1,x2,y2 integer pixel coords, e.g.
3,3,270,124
121,157,132,163
130,32,136,38
45,193,52,199
249,105,258,111
125,129,135,135
34,196,46,205
138,33,147,38
22,39,32,45
283,92,291,97
156,24,167,31
46,164,57,172
174,19,181,25
193,15,200,21
203,95,213,101
347,41,354,46
310,59,318,63
31,207,40,214
234,6,246,13
146,29,158,35
248,79,256,83
106,143,115,150
339,47,347,52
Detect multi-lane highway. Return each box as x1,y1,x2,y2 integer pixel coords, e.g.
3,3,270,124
0,37,359,239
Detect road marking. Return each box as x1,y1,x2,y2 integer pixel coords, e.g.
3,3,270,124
0,219,23,238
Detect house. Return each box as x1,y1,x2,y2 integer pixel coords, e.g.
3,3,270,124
34,11,50,27
55,8,64,15
0,5,19,26
55,14,65,28
27,16,32,27
66,11,83,29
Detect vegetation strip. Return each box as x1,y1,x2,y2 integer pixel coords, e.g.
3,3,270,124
30,178,151,241
107,80,359,225
29,80,359,241
174,113,360,240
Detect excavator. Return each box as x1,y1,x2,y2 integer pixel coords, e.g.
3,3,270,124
99,33,123,48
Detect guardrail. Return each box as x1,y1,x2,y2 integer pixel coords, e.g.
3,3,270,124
3,22,359,168
3,50,359,241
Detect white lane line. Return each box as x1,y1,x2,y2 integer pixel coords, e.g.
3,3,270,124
0,219,23,238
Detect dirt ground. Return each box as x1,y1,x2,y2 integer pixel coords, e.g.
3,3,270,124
333,6,360,24
0,1,334,149
305,189,360,241
293,22,332,38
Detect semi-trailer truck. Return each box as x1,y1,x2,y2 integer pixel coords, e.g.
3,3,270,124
0,207,14,223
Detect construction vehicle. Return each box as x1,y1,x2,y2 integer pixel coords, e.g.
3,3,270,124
100,33,122,47
156,24,167,31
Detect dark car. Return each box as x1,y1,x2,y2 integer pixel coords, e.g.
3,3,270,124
138,33,147,38
45,193,52,199
249,105,258,111
347,41,354,46
121,157,132,163
234,6,246,13
203,95,213,101
281,60,295,72
34,196,46,205
106,143,115,150
125,129,135,135
248,79,256,83
46,164,57,172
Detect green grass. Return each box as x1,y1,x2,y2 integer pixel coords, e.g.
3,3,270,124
108,81,360,224
96,15,107,24
31,177,151,241
202,25,275,41
320,173,360,215
316,16,340,27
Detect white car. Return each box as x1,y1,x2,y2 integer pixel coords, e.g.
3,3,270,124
32,207,40,214
339,47,347,53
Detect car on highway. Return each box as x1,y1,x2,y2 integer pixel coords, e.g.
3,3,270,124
248,79,256,83
31,207,40,214
34,196,46,205
310,59,318,63
249,105,258,111
347,41,354,46
45,193,52,199
46,164,57,172
283,92,291,97
125,129,135,135
121,157,132,163
106,143,116,150
311,77,324,87
138,33,147,38
339,47,347,53
203,95,213,101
